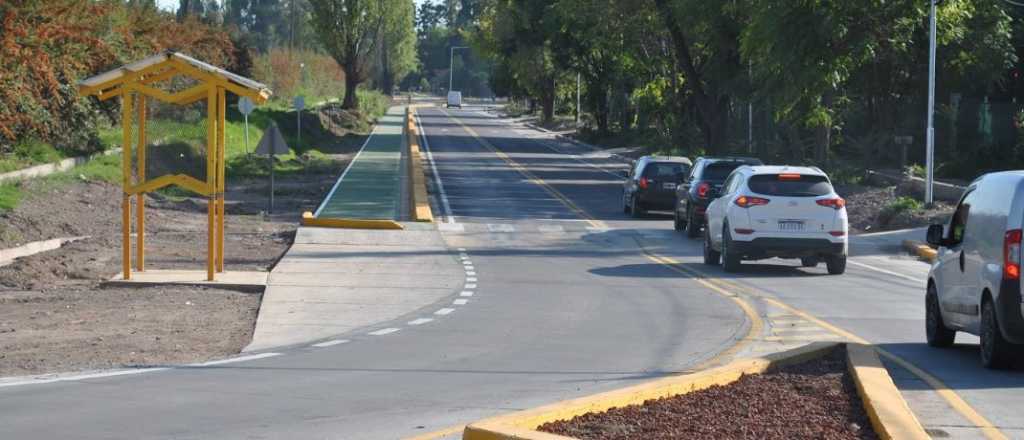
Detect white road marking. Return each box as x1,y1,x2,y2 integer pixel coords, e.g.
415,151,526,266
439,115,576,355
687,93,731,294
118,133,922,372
465,283,477,289
466,277,478,282
313,124,378,217
416,112,455,223
466,271,477,276
465,266,475,271
0,367,169,388
458,247,467,251
190,352,283,367
368,328,401,336
538,225,565,233
408,318,434,326
460,291,474,297
453,299,469,305
311,339,350,348
463,261,473,265
848,259,925,284
438,223,465,232
487,224,515,233
435,308,455,315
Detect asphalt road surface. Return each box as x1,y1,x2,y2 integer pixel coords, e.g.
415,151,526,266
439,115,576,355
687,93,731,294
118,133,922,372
1,104,1021,440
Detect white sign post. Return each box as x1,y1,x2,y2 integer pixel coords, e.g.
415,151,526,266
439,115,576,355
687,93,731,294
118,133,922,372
255,123,290,213
238,97,255,155
293,95,305,150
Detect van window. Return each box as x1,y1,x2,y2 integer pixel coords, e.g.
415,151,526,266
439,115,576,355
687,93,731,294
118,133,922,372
748,174,833,197
643,162,688,179
948,189,976,246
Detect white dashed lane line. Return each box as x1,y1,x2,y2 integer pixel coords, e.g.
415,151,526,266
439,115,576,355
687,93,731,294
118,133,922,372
460,291,474,297
408,318,434,326
368,328,401,336
310,339,349,348
464,283,477,289
435,308,455,316
453,299,469,305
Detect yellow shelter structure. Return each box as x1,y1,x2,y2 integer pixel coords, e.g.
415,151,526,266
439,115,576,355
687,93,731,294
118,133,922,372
78,51,272,281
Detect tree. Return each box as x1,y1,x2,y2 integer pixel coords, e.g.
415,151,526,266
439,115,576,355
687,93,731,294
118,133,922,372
378,0,417,95
308,0,388,109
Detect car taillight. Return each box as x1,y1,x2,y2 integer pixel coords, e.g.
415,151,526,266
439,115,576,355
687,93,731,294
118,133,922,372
816,198,846,210
697,182,710,198
829,231,846,237
1004,229,1021,280
734,195,770,208
639,177,649,189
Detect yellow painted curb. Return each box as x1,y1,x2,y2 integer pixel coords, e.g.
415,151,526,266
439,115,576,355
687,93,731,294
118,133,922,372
902,239,937,262
406,107,434,223
300,212,403,230
847,343,929,440
463,342,840,440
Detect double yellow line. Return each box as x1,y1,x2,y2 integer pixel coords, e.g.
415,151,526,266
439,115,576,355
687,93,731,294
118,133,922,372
430,107,1006,440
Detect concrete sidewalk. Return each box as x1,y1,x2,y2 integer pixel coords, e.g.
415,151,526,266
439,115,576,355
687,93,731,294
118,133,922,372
314,106,406,220
245,224,462,351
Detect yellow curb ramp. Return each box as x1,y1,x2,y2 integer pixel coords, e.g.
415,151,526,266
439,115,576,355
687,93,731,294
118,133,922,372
300,212,403,230
902,239,937,262
406,107,434,222
462,342,927,440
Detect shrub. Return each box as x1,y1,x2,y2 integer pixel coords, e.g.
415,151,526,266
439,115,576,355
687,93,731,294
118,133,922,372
253,48,346,107
879,196,924,225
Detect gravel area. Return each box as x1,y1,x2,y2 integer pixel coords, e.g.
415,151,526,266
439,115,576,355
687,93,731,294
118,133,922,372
538,348,877,440
837,183,954,233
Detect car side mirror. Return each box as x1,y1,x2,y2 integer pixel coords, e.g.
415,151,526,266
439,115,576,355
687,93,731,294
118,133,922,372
926,224,945,247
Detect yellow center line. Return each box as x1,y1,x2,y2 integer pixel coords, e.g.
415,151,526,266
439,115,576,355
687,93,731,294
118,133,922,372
418,107,1006,440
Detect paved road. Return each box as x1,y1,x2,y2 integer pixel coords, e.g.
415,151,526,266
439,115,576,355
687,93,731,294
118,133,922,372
2,103,1021,439
0,107,748,439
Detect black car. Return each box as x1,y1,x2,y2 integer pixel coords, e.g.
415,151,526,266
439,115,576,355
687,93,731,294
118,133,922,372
674,156,763,237
622,156,692,218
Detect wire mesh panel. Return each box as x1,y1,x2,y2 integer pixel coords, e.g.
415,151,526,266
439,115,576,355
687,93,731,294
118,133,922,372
138,76,210,186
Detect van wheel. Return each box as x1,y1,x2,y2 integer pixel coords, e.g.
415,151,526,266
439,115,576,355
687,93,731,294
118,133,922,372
684,208,700,238
721,227,741,273
800,257,819,268
981,299,1014,369
826,254,846,275
926,286,956,348
673,209,685,231
630,196,645,218
703,227,720,265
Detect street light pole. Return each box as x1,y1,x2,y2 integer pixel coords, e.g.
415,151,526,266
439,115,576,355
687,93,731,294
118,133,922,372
576,72,581,127
926,0,937,205
449,46,469,92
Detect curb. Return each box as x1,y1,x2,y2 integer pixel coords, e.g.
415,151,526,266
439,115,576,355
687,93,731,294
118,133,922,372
462,342,926,440
406,107,434,222
300,212,404,230
902,239,937,262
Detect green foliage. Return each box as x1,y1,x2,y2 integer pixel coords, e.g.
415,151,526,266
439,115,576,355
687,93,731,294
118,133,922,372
883,196,924,217
0,183,21,212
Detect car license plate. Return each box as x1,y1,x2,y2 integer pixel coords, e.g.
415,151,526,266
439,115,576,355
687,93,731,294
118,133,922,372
663,183,676,190
778,220,805,231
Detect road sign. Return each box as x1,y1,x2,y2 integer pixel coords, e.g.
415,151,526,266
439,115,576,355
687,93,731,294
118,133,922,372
238,97,255,115
293,95,305,111
255,123,289,213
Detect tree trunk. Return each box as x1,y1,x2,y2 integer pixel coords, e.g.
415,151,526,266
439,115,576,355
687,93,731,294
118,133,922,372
381,41,394,96
343,67,360,110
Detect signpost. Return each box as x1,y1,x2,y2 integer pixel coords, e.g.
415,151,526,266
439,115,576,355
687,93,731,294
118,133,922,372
238,97,255,155
255,123,290,213
293,95,305,150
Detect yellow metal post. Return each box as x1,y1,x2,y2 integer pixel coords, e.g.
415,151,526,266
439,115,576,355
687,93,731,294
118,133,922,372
216,87,226,273
121,91,134,280
136,95,147,272
206,88,217,281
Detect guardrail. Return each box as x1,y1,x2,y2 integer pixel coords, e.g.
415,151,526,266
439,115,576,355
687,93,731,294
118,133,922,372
406,107,434,222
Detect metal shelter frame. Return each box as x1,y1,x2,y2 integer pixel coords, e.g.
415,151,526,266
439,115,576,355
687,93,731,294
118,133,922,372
78,51,272,281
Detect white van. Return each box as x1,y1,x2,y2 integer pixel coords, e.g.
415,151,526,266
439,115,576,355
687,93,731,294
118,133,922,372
446,91,462,109
926,171,1024,368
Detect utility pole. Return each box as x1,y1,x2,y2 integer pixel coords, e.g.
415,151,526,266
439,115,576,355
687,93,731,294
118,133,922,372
576,72,581,127
748,64,753,153
449,46,469,92
925,0,937,205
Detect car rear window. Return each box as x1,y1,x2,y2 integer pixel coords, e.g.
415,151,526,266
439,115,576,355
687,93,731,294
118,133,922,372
748,174,833,197
643,162,689,178
702,162,745,181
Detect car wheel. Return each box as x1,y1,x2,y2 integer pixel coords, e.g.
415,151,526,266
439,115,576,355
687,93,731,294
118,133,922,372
981,299,1014,369
926,285,956,348
684,207,700,238
630,196,644,219
826,254,846,275
800,257,819,268
673,208,685,231
703,226,720,265
721,226,741,273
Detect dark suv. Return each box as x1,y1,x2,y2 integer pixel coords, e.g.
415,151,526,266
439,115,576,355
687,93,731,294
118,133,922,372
623,156,692,218
674,156,762,237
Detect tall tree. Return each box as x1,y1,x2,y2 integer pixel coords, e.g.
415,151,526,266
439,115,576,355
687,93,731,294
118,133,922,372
309,0,388,109
378,0,417,95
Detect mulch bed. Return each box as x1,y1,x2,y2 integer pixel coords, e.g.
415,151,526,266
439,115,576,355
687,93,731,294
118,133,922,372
538,347,878,440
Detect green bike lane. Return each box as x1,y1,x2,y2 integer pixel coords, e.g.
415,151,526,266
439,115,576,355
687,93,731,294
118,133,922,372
313,106,405,220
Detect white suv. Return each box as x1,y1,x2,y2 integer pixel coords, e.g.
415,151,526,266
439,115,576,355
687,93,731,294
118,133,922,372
703,166,849,274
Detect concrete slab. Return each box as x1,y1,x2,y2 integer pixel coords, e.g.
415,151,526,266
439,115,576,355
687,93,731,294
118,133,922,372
105,270,268,292
244,224,461,352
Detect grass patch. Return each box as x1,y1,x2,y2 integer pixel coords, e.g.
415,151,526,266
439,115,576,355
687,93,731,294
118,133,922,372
0,140,67,174
879,196,924,225
0,183,21,211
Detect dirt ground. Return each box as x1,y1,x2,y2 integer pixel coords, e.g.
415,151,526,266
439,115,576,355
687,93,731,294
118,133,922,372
836,183,955,233
539,348,876,440
0,150,357,377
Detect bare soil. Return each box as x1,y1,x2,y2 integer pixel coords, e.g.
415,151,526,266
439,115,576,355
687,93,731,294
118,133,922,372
0,149,357,377
539,348,877,440
836,183,955,234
